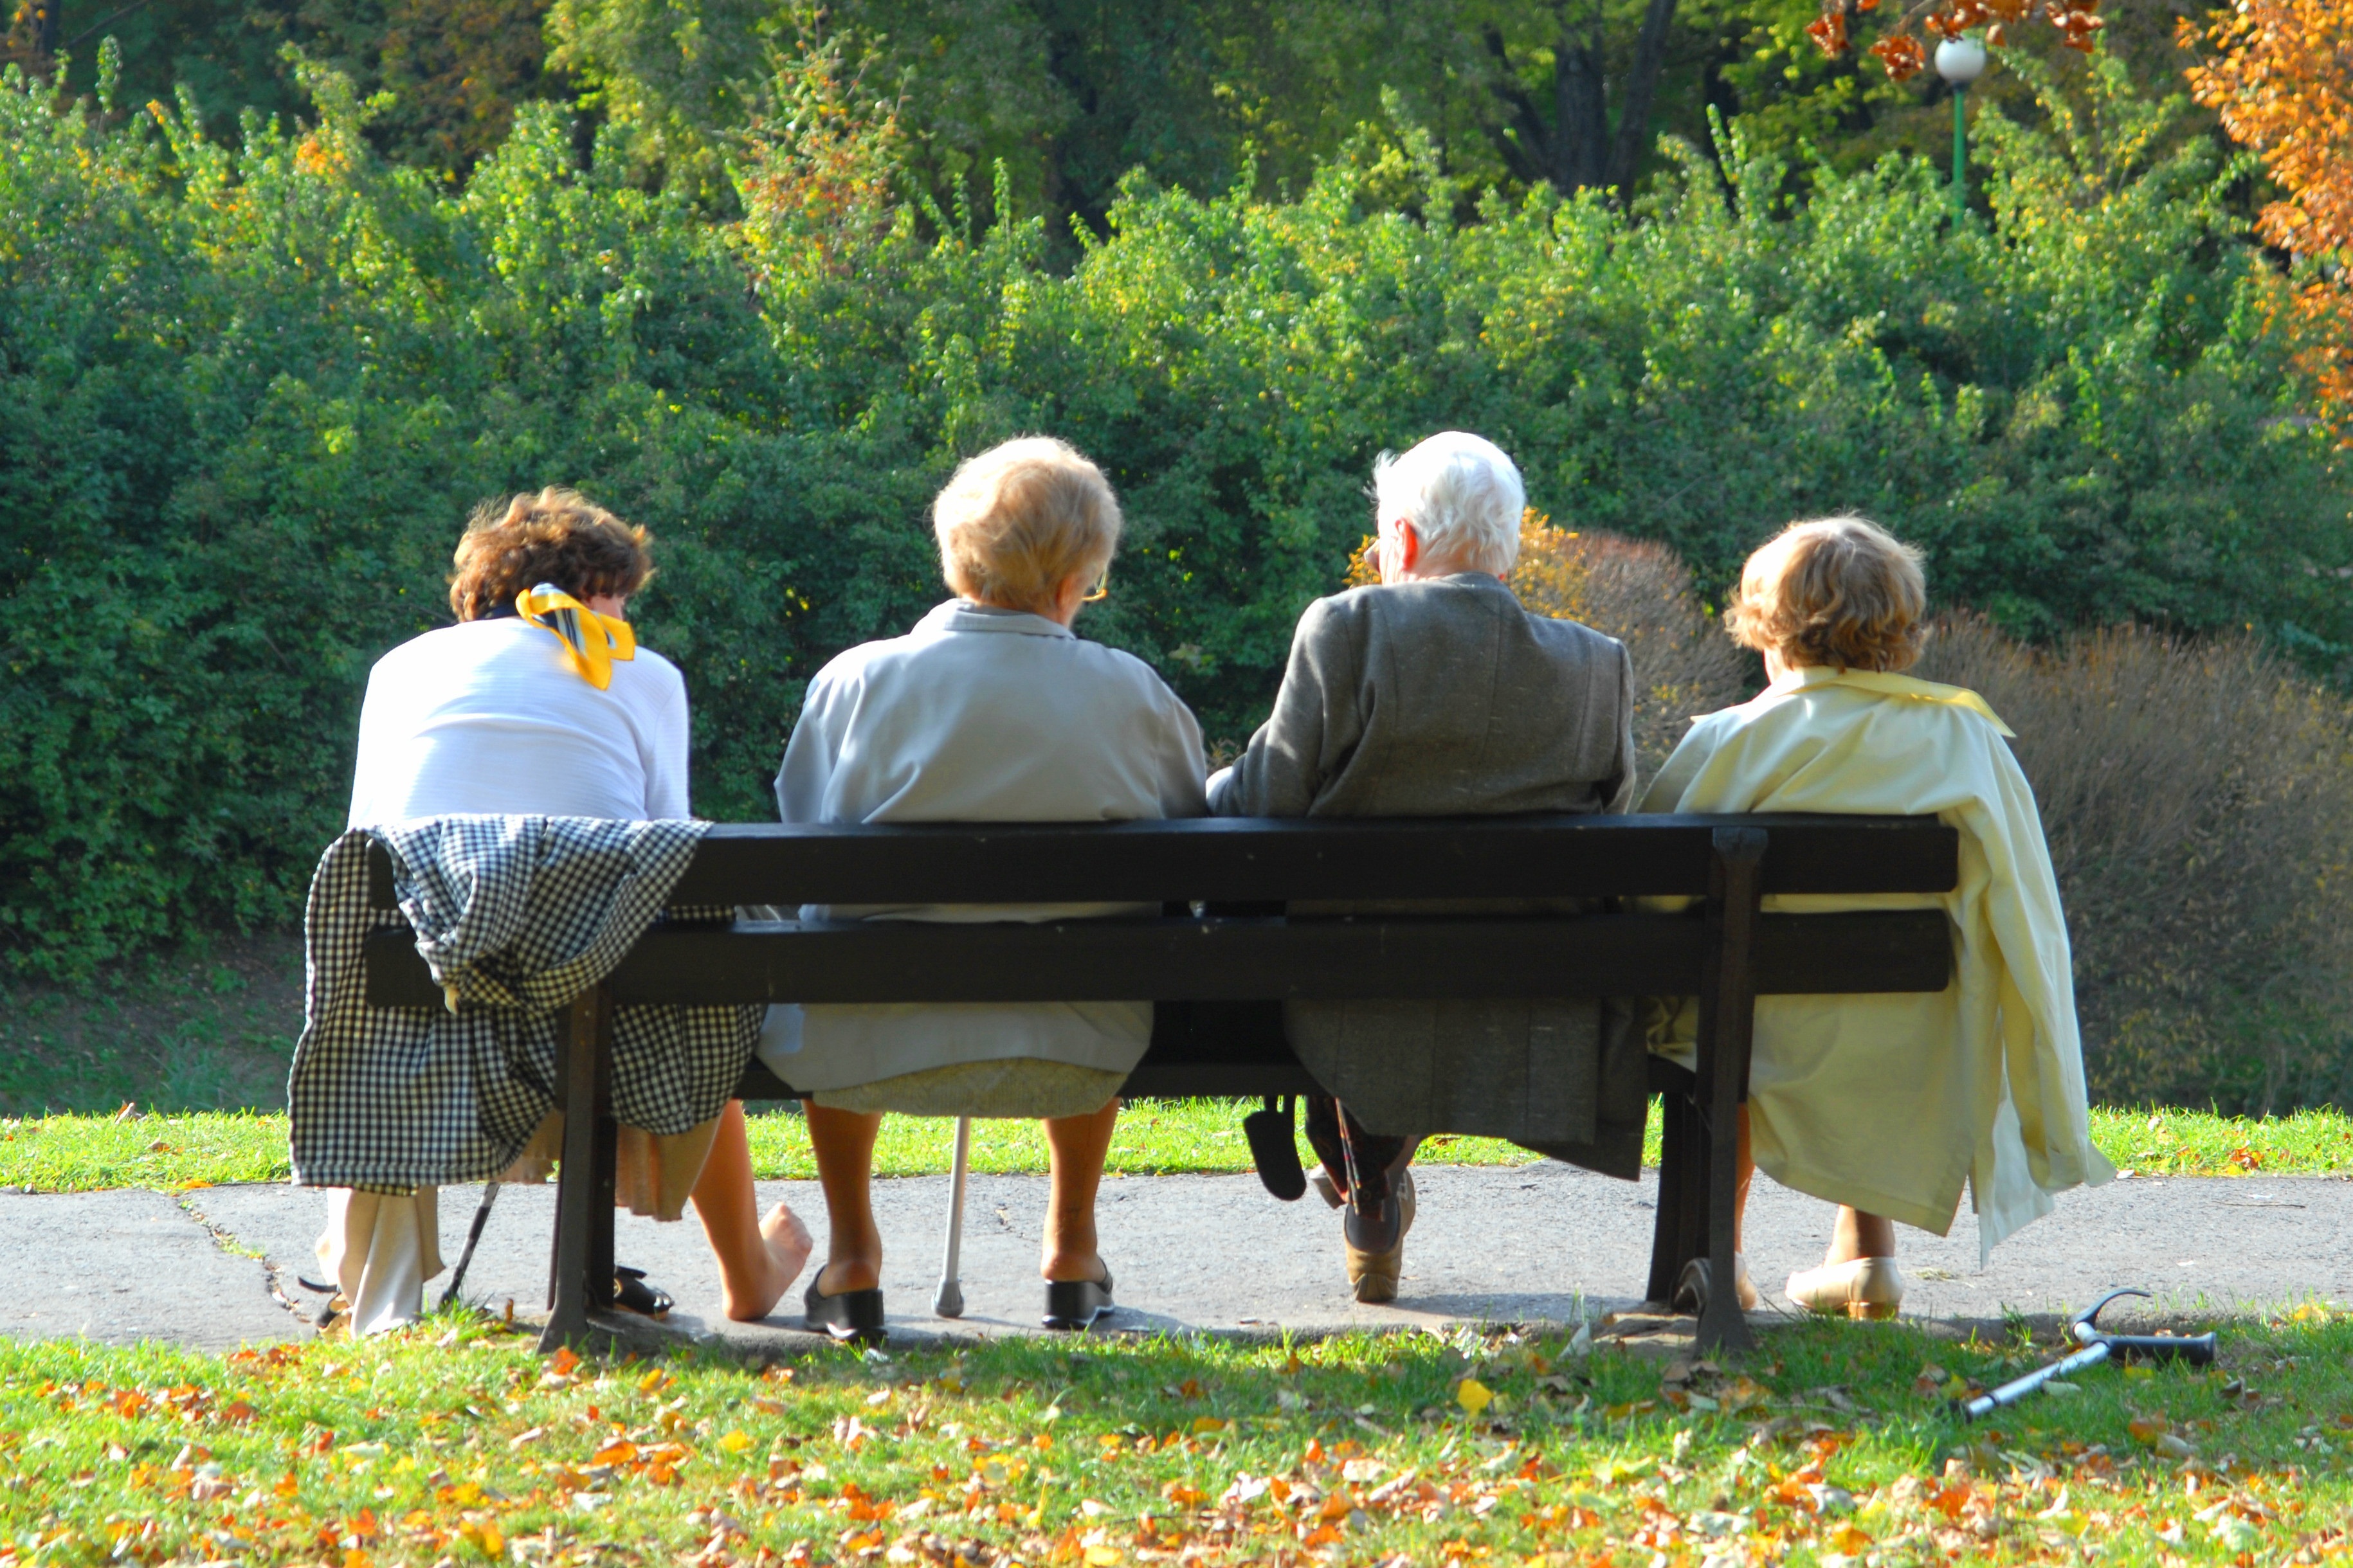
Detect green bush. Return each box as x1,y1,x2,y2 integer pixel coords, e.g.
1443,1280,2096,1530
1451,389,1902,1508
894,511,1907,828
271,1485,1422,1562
0,46,2345,984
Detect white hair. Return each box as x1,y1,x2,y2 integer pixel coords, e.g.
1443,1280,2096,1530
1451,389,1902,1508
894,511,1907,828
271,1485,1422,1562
1369,431,1525,575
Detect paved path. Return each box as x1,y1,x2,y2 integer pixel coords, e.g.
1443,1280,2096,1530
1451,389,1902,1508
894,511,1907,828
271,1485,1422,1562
3,1167,2346,1351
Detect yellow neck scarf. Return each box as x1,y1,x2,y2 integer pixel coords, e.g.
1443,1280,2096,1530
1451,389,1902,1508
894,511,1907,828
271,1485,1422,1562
1779,664,2016,737
516,583,636,690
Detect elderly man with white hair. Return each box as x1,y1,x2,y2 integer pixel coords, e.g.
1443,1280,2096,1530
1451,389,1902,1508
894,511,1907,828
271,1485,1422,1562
1208,431,1640,1302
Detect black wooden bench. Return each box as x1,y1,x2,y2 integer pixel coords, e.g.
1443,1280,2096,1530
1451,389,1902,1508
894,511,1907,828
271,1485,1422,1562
363,813,1958,1353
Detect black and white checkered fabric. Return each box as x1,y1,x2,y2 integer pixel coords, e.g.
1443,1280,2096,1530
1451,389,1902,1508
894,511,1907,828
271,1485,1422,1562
287,815,759,1193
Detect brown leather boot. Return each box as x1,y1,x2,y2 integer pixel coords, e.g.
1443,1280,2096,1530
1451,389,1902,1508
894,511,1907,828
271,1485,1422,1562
1342,1167,1416,1303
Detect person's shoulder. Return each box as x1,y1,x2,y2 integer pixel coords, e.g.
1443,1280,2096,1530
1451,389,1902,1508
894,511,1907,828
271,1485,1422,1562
1067,636,1193,708
1522,608,1627,662
369,620,490,676
1292,582,1388,640
620,644,687,701
810,628,921,690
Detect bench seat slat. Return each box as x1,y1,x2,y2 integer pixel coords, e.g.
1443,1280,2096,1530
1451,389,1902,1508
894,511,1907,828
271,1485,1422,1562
365,814,1958,909
361,908,1950,1008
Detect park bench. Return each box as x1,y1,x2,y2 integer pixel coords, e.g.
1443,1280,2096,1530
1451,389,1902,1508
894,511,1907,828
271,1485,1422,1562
362,813,1958,1353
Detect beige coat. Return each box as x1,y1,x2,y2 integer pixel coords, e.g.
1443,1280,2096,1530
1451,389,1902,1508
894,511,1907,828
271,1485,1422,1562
759,600,1208,1097
1642,665,2113,1258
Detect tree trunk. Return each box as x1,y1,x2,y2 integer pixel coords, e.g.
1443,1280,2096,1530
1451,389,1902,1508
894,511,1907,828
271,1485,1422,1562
1606,0,1682,192
1478,0,1683,199
1551,4,1610,191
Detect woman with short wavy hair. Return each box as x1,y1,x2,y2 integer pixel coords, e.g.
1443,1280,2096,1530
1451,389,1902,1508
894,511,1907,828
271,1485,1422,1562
1644,515,2109,1322
331,487,812,1333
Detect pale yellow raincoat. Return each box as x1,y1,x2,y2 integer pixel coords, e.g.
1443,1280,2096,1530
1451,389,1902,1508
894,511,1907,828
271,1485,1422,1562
1642,665,2114,1259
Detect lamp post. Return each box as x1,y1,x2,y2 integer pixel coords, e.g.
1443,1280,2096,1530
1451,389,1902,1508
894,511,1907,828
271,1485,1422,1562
1934,35,1987,222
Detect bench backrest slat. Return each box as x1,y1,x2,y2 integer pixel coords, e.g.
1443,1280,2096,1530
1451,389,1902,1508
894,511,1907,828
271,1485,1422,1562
361,908,1951,1008
362,813,1957,909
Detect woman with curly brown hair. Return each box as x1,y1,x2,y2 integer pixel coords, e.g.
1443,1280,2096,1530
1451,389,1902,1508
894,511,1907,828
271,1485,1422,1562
328,488,811,1333
1643,516,2109,1322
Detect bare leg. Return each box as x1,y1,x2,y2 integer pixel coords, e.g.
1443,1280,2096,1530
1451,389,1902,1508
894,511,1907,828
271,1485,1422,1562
689,1101,814,1322
1041,1099,1120,1283
806,1103,885,1294
1736,1104,1895,1265
1826,1207,1896,1263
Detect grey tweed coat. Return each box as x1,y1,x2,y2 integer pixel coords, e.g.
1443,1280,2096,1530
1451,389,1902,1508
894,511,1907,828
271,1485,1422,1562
1207,572,1649,1178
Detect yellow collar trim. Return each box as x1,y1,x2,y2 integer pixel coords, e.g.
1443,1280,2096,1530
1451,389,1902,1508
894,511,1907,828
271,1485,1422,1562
516,584,637,690
1774,663,2016,737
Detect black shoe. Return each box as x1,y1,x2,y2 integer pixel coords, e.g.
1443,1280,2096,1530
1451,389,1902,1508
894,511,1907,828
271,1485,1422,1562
1042,1266,1114,1331
612,1266,673,1319
804,1270,886,1343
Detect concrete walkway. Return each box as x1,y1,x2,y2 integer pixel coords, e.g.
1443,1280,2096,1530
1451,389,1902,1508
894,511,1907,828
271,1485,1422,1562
2,1167,2346,1351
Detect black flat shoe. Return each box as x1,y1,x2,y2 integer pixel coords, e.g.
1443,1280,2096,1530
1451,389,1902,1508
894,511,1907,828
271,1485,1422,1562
612,1266,673,1319
1042,1266,1114,1331
804,1271,886,1342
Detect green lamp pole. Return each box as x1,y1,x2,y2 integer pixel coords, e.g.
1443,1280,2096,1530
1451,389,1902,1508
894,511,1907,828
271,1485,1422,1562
1935,35,1988,222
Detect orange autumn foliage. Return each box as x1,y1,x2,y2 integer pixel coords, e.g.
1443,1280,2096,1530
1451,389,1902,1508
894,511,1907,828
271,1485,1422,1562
2185,0,2353,437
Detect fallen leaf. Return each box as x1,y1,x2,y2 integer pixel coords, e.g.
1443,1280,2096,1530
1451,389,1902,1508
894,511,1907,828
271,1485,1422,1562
1456,1380,1493,1416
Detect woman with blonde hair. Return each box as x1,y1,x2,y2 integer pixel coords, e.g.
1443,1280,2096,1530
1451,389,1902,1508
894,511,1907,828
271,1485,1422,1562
331,488,812,1332
763,435,1208,1339
1643,515,2111,1320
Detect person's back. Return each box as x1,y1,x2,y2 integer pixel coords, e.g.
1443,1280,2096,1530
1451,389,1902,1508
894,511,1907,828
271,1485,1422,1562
1206,431,1641,1303
1210,572,1631,823
349,617,689,827
783,599,1202,834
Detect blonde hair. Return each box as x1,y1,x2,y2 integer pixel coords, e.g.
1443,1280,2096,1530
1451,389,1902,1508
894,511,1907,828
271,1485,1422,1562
1724,514,1927,673
450,487,653,622
932,436,1122,614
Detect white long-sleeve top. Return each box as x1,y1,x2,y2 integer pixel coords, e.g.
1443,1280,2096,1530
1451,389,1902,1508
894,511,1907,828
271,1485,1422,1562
347,617,690,827
758,599,1208,1092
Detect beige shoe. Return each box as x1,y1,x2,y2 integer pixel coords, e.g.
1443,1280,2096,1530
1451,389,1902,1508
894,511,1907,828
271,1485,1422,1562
1343,1169,1416,1304
1670,1252,1761,1315
1785,1257,1905,1320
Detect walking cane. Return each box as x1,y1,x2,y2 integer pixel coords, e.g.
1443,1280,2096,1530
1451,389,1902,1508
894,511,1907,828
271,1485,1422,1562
437,1182,502,1310
1959,1288,2217,1420
934,1115,973,1317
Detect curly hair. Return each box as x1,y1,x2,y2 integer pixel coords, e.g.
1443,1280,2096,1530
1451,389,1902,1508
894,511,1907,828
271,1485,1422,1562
448,488,654,623
932,436,1122,615
1723,515,1927,673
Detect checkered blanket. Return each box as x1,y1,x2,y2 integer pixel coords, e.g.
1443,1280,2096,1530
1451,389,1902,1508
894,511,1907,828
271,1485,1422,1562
288,816,760,1193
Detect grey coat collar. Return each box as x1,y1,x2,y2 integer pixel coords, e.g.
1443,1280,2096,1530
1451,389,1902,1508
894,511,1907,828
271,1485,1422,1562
916,599,1076,640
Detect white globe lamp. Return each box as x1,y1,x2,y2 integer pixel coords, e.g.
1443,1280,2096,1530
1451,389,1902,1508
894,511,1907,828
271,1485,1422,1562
1934,35,1988,219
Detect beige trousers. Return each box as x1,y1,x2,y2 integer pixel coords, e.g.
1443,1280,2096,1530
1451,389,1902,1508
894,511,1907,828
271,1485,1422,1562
313,1113,722,1334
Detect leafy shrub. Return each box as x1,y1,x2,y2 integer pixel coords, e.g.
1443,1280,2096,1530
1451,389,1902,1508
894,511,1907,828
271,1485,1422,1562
1916,618,2353,1113
0,45,2345,992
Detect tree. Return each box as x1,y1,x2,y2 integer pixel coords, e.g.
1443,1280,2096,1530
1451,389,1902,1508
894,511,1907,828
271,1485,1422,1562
2185,0,2353,438
1474,0,1689,195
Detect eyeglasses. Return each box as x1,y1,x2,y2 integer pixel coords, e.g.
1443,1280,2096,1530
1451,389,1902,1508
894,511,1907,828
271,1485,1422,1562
1083,570,1111,603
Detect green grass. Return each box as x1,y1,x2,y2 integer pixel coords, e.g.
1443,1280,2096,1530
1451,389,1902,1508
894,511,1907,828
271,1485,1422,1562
1,1305,2348,1565
6,1103,2353,1194
0,939,301,1119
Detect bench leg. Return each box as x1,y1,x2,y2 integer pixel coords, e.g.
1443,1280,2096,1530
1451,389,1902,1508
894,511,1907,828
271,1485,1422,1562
541,985,616,1353
1692,827,1765,1354
1645,1089,1696,1306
